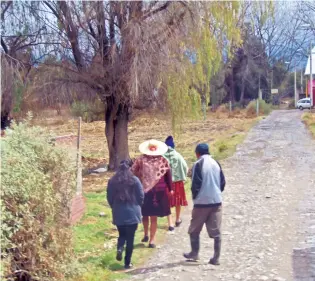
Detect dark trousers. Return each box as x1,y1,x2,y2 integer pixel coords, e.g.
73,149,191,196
117,224,138,266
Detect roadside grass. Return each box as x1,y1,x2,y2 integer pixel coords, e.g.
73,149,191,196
36,110,264,281
71,188,170,281
302,112,315,137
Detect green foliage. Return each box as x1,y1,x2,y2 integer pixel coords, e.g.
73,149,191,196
12,80,24,113
246,99,272,116
1,115,76,280
70,99,104,123
166,2,242,131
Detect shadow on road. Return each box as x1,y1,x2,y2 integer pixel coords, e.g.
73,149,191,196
292,247,315,280
128,260,200,275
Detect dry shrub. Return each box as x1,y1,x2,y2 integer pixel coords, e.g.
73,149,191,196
216,104,229,113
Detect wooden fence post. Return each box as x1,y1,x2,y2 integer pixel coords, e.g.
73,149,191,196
76,117,82,195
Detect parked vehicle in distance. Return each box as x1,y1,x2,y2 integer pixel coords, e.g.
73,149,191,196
296,98,311,110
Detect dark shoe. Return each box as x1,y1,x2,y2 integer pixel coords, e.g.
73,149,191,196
116,249,123,262
124,263,133,269
141,236,149,243
183,234,200,261
209,237,221,265
183,252,199,261
148,243,156,248
209,258,220,265
168,226,175,231
175,219,182,227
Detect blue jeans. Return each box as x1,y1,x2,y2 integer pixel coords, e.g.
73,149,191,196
117,224,138,266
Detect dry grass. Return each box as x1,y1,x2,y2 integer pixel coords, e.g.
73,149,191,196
34,109,258,169
302,112,315,138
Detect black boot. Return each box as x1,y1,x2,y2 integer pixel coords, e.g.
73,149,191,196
209,237,221,265
183,234,200,261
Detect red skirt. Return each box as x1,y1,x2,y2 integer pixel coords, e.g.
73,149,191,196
169,181,188,207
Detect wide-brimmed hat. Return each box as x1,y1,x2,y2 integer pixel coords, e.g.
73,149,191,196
139,139,168,156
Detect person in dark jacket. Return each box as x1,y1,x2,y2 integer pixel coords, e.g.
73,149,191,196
184,143,226,265
107,160,144,269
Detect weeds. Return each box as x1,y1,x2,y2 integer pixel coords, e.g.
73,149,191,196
302,112,315,137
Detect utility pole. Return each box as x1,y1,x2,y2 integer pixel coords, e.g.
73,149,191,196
310,43,313,108
258,73,262,100
294,69,297,107
301,69,303,98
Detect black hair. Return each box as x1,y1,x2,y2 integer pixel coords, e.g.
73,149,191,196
110,160,136,203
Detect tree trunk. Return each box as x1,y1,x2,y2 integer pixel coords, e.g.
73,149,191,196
240,75,246,105
229,70,236,103
105,102,130,170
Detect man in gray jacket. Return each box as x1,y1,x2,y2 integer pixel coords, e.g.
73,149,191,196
184,143,225,265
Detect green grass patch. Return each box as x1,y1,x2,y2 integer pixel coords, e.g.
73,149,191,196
302,112,315,137
72,191,170,281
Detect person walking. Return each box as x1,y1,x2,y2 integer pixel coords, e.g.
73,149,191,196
184,143,226,265
131,139,173,248
107,160,144,269
164,136,188,231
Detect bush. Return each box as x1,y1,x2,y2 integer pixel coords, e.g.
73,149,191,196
70,99,104,123
288,100,295,109
1,115,76,281
246,99,272,117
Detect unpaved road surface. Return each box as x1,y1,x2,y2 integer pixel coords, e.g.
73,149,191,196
128,110,315,281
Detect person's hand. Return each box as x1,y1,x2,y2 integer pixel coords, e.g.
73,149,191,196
187,168,192,178
170,190,174,195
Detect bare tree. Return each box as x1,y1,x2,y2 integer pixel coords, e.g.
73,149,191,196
252,1,312,69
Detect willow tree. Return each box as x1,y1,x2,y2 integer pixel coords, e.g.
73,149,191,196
166,1,242,126
2,1,242,169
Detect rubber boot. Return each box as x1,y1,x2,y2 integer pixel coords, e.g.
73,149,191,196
183,234,200,261
209,237,221,265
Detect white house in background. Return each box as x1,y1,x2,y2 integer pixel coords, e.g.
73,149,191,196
304,46,315,107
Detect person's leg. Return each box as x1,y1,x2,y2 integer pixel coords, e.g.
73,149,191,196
167,214,174,231
205,206,222,265
116,226,126,261
184,208,207,260
142,216,149,242
124,224,138,268
175,206,181,224
149,216,157,247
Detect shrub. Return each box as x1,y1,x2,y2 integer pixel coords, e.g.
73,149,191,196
246,99,272,117
1,115,76,281
70,99,104,123
288,100,295,109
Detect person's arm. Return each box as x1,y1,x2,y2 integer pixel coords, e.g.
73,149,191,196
134,176,144,205
191,160,203,199
216,161,226,192
165,169,173,192
130,158,140,177
106,180,114,208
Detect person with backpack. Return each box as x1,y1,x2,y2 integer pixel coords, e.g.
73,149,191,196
184,143,226,265
107,160,144,269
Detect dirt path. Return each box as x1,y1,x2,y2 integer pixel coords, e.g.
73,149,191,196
128,110,315,281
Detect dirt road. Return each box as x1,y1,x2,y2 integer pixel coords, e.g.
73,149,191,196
128,110,315,281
